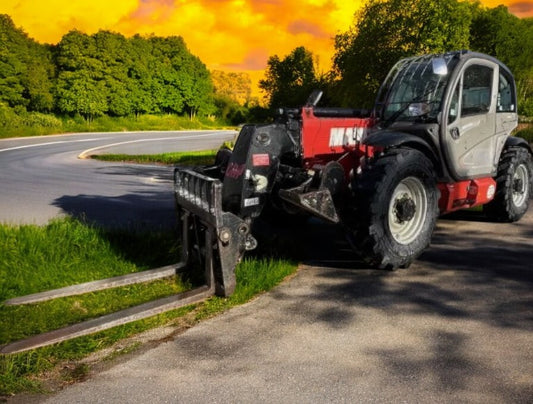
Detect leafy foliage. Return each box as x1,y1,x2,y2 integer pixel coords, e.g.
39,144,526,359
259,46,322,108
0,15,55,112
332,0,473,108
470,6,533,116
327,0,533,112
54,31,216,120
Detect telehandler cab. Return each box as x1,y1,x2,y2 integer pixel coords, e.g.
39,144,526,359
174,50,532,297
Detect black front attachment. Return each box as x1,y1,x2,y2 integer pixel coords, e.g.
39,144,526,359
174,168,256,297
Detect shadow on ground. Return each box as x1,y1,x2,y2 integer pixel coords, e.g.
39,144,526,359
264,209,533,329
53,191,176,229
169,208,533,402
52,164,177,229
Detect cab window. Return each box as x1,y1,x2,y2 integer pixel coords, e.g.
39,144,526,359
461,65,493,116
497,70,515,112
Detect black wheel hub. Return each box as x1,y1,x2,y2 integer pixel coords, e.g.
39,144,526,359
394,195,416,223
513,178,524,193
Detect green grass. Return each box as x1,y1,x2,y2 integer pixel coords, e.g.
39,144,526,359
0,218,180,300
91,150,218,166
0,218,296,396
0,113,233,139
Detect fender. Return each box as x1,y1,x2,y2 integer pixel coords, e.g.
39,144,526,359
505,135,532,153
364,130,441,172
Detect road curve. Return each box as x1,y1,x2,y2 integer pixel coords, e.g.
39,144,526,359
0,130,236,227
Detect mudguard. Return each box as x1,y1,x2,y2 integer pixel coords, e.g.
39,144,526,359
505,135,532,153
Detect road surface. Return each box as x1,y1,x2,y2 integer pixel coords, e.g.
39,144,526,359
0,130,236,227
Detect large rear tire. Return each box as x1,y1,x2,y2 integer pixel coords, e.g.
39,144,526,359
483,147,532,222
349,149,439,269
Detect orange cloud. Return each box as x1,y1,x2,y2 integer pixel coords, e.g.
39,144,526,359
224,48,271,71
111,0,358,71
1,0,138,43
127,0,175,23
508,1,533,17
288,19,330,39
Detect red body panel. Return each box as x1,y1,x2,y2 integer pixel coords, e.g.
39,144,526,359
300,107,374,160
438,178,496,214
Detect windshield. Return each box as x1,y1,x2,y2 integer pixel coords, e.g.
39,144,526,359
376,53,458,125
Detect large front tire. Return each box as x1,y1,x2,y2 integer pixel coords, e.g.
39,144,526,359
483,147,532,222
350,149,439,269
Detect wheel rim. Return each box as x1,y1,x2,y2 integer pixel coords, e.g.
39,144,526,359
512,163,529,207
388,177,428,245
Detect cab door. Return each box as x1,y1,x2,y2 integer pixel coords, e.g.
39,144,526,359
494,68,518,151
444,60,498,179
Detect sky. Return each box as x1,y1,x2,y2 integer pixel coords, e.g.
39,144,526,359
2,0,532,97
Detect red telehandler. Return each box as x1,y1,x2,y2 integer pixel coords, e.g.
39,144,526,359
174,50,532,297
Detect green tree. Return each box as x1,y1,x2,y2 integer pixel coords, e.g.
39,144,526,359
147,36,214,118
0,14,54,112
128,34,157,116
55,30,108,121
93,31,133,117
24,43,55,112
148,36,185,114
55,72,108,121
212,70,252,106
332,0,473,108
259,46,320,108
179,54,215,119
53,30,215,120
470,6,533,116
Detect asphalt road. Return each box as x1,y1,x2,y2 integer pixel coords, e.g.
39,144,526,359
3,132,532,403
0,130,236,227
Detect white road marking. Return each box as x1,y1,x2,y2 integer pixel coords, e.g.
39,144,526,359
0,138,114,153
77,132,235,158
0,131,235,156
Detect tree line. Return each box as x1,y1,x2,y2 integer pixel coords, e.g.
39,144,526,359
261,0,533,117
0,14,253,124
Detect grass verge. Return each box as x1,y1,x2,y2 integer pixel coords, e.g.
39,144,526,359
0,218,296,396
90,150,218,166
0,113,233,139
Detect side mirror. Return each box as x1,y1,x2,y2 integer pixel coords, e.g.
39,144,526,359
432,58,448,76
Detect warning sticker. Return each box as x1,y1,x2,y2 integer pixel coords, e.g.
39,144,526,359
244,197,260,207
252,153,270,166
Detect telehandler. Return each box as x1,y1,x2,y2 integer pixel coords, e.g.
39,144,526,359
174,50,532,297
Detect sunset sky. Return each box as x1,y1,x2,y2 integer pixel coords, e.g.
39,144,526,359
2,0,532,97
